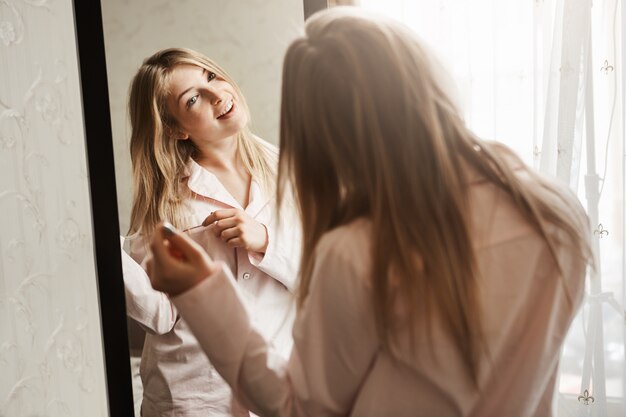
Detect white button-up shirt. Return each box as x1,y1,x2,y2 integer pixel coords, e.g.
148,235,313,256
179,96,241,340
171,163,589,417
122,156,299,417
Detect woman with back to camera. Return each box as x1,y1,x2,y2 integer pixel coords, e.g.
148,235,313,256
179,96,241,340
146,9,591,417
120,47,299,416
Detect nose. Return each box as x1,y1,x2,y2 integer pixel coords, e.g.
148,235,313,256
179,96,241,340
210,94,223,106
205,86,223,106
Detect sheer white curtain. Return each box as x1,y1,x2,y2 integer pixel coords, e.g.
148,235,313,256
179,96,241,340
358,0,625,415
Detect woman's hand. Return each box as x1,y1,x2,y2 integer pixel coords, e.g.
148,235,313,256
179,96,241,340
147,222,219,297
202,209,268,254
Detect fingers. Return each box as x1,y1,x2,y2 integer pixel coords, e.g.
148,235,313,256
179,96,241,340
200,210,264,251
212,218,238,236
148,222,204,275
204,210,244,239
160,222,205,262
149,226,174,264
202,209,238,227
226,237,243,248
213,224,245,248
219,226,241,241
202,212,215,227
221,228,260,252
147,222,219,296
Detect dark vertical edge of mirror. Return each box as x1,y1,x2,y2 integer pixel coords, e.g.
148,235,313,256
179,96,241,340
72,0,135,415
304,0,328,20
69,0,323,414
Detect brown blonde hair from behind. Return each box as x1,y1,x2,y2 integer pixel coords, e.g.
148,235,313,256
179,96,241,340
277,7,591,385
127,47,275,238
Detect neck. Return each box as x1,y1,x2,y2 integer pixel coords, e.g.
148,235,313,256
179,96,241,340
194,134,240,172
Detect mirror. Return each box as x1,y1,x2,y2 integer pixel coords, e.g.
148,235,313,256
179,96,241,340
95,0,314,415
102,0,307,234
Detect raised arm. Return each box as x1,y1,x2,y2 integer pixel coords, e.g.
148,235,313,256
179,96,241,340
151,225,378,416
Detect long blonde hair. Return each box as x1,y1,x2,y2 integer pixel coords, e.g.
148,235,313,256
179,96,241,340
277,8,591,384
127,47,275,237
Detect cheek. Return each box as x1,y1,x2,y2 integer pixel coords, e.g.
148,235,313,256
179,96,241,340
191,112,212,126
180,118,215,142
235,110,248,127
185,110,214,130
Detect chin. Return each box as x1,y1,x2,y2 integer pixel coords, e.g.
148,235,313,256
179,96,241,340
224,122,247,139
230,115,248,133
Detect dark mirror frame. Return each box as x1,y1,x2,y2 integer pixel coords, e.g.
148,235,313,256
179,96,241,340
72,0,328,415
72,0,134,415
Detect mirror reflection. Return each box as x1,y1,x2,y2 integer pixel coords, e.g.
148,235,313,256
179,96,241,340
95,1,626,416
101,1,305,415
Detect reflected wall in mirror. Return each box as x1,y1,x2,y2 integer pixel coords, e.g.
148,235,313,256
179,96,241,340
100,1,305,415
102,0,305,233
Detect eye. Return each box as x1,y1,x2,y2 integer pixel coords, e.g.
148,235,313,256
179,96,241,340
207,71,216,81
186,95,199,108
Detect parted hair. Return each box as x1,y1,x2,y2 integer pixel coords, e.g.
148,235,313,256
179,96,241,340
128,47,275,237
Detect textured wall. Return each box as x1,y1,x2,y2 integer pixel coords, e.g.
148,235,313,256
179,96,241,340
102,0,305,234
0,1,109,416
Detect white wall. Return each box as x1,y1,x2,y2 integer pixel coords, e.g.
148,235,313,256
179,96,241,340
0,1,109,416
102,0,305,234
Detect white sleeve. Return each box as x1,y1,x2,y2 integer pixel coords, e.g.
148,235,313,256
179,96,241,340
173,235,378,416
248,204,301,292
121,236,178,334
248,139,300,291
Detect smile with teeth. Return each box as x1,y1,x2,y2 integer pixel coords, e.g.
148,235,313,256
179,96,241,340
217,100,234,118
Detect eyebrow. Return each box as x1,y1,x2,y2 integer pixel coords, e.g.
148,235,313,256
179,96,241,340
177,68,207,104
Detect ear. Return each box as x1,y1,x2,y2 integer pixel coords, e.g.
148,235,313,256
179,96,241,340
176,132,190,141
165,125,189,141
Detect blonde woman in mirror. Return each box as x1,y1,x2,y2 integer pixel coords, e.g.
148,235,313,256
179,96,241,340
147,8,592,417
121,47,299,417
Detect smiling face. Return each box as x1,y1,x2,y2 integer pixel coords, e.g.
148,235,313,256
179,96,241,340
166,64,247,146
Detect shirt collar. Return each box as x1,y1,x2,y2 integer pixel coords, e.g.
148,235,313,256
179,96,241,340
186,159,271,216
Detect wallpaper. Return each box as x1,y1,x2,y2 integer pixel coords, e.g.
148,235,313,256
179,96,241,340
0,0,108,416
101,0,305,234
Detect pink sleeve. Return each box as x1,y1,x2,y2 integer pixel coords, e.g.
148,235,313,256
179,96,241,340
172,236,378,416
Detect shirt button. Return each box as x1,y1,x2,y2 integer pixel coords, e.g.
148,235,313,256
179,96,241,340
242,272,251,280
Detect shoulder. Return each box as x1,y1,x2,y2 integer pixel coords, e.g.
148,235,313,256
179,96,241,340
488,143,585,217
465,146,589,267
507,154,590,237
307,218,374,312
317,218,371,250
313,218,372,278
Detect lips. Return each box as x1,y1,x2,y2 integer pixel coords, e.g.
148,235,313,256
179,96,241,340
216,99,234,119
